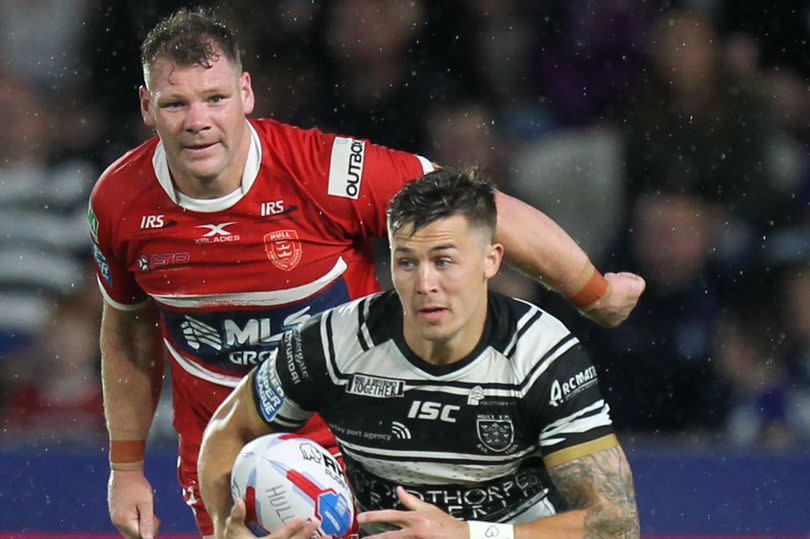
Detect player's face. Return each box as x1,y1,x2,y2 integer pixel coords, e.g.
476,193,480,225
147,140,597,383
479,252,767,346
391,215,503,363
139,51,255,197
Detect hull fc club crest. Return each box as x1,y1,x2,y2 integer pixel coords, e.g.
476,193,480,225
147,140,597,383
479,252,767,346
264,229,303,271
476,416,515,452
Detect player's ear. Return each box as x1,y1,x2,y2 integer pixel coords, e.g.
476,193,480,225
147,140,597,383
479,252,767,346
240,71,255,115
139,86,156,128
484,242,503,279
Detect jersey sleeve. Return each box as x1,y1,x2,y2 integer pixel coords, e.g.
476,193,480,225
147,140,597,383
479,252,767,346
88,187,148,310
283,125,434,239
250,314,335,431
524,343,617,468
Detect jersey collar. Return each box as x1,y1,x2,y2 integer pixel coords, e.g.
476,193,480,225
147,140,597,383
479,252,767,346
152,120,262,213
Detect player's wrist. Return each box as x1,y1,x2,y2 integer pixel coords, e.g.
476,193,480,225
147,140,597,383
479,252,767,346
109,439,146,471
567,264,608,310
467,521,515,539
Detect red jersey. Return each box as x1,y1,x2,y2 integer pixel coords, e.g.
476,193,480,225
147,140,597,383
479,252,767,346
89,118,432,388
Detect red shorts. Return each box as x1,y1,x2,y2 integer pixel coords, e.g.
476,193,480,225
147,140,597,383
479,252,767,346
171,361,338,535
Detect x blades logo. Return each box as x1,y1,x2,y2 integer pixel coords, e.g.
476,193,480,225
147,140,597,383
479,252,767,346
195,222,240,244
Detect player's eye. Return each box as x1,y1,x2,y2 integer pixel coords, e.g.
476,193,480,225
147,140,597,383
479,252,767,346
209,95,225,103
435,257,452,268
397,258,415,270
162,101,185,109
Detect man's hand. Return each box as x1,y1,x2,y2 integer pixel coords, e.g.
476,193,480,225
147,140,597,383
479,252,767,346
359,486,468,539
108,470,159,539
222,499,320,539
582,272,646,328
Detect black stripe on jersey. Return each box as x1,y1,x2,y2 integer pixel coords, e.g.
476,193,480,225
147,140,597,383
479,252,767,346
363,291,400,346
487,292,529,354
356,297,370,352
505,308,544,359
518,333,579,392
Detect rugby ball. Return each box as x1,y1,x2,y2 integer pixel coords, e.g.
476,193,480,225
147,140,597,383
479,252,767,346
230,433,355,537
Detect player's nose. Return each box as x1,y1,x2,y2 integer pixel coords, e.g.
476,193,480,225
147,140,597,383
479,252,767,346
184,102,211,133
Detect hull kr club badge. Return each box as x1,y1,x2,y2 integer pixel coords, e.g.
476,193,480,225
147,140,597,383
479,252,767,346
264,229,303,271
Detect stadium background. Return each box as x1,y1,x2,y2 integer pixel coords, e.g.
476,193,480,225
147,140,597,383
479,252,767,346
0,1,808,537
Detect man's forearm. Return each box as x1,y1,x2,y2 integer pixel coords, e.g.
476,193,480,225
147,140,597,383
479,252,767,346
494,191,595,298
101,303,163,468
199,379,261,536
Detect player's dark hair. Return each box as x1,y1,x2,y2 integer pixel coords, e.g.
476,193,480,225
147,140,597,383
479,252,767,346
387,168,497,239
141,8,241,75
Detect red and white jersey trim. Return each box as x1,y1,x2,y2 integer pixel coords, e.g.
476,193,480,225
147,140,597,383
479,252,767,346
416,155,435,174
97,276,151,311
152,121,263,212
165,337,245,387
150,257,348,309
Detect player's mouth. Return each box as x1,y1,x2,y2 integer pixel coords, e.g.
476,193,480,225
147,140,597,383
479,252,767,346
417,306,448,322
183,142,218,153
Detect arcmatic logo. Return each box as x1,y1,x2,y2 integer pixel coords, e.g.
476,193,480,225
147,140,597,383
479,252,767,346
195,222,240,244
327,137,365,199
549,366,599,407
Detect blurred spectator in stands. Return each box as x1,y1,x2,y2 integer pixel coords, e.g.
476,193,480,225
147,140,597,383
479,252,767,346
0,1,103,162
221,0,321,122
0,77,97,355
300,0,449,152
588,188,726,434
1,285,104,443
622,8,778,231
510,127,625,265
712,305,794,447
530,0,653,127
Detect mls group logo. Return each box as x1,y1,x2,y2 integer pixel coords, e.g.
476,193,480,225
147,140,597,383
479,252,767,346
264,229,303,271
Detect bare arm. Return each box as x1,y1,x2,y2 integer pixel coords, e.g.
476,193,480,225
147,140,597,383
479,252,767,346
199,374,274,537
101,302,163,447
514,446,640,539
101,301,164,539
494,191,645,327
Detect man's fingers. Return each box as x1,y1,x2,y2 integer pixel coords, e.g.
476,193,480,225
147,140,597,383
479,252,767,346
229,498,247,523
358,509,411,526
137,502,158,539
395,486,430,511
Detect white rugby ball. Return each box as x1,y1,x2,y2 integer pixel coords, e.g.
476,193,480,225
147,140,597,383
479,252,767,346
231,433,355,537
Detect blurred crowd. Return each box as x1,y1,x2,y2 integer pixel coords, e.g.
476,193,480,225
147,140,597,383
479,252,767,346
0,0,808,449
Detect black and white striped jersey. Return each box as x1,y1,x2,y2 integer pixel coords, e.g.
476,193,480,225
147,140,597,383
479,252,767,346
251,290,617,527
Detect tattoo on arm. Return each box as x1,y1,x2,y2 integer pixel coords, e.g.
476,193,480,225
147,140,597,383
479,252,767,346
547,446,640,539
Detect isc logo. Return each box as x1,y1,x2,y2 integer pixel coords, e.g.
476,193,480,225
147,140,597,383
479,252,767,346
407,400,460,423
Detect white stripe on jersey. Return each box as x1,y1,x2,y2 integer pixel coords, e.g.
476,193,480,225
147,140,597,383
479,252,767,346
539,401,613,448
416,155,435,174
151,257,347,308
165,338,242,387
338,439,537,485
338,435,538,465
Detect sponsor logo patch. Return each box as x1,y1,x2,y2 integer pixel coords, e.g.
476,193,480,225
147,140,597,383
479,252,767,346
328,137,365,199
93,244,112,284
254,359,286,423
549,366,598,407
88,205,99,244
264,229,303,271
195,222,240,244
346,374,405,398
